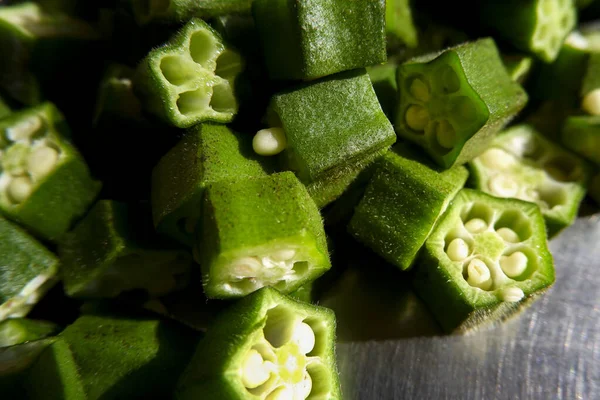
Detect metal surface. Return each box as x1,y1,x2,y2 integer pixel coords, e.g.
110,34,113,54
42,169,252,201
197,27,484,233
335,214,600,400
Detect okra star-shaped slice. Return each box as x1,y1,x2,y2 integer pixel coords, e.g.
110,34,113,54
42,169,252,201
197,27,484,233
348,144,469,271
260,68,396,208
198,172,331,299
469,124,591,237
0,103,101,241
414,189,555,333
59,200,192,299
395,38,528,169
176,287,341,400
0,216,59,321
134,18,244,128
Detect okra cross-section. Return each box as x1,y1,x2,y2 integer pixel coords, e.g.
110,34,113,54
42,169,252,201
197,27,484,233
265,69,396,208
176,287,341,400
562,116,600,165
470,124,591,237
130,0,253,25
134,18,244,128
252,0,386,80
0,216,59,321
198,172,331,299
0,103,101,241
348,144,469,271
413,189,555,333
59,200,192,299
395,38,528,169
152,123,273,246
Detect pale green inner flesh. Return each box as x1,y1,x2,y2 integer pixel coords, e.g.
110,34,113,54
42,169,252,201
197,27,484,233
533,0,576,61
238,305,331,400
157,28,241,121
0,115,63,208
442,201,538,302
0,269,58,321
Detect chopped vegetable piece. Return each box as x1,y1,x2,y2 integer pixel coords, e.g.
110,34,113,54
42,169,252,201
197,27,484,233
562,116,600,165
502,54,534,84
414,189,555,333
395,38,528,169
129,0,253,25
0,338,55,393
176,287,341,400
469,124,592,237
198,172,331,299
0,319,58,347
386,0,418,49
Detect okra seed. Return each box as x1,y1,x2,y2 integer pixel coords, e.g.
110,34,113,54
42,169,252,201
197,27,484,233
241,349,271,389
271,249,296,262
7,176,33,203
231,257,262,277
480,148,515,170
440,65,460,94
291,322,315,354
405,105,429,132
253,128,287,156
500,287,525,303
500,252,528,278
266,386,294,400
582,89,600,116
446,238,469,261
436,120,457,149
496,227,520,243
6,116,42,141
464,218,487,233
489,174,519,198
409,78,430,102
466,259,492,289
27,146,59,178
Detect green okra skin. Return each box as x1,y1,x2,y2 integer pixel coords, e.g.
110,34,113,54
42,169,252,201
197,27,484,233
252,0,387,81
134,18,244,128
0,216,59,321
386,0,418,50
395,38,528,169
0,338,55,394
469,124,592,237
176,287,341,400
368,63,399,121
0,103,101,241
152,123,273,246
129,0,253,26
348,144,469,271
0,319,59,348
24,314,202,400
199,172,331,299
0,2,99,105
502,54,534,84
413,189,555,333
562,116,600,165
59,200,192,299
270,68,396,208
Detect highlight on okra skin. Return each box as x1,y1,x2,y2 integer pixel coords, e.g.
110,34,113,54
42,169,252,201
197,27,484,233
134,18,244,128
176,287,341,400
413,189,555,333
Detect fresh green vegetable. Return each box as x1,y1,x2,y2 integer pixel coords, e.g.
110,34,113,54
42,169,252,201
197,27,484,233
0,319,59,348
386,0,418,49
502,54,534,84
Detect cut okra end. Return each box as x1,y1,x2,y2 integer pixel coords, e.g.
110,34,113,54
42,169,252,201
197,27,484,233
532,0,576,62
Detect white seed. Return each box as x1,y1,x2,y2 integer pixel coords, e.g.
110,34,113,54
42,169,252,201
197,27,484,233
7,176,32,203
27,146,59,178
291,322,316,354
266,386,294,400
7,116,42,141
253,128,287,156
464,218,487,233
500,287,525,303
410,78,430,101
496,227,520,243
582,89,600,116
271,249,296,262
231,257,262,277
405,105,429,132
467,259,492,290
565,31,589,50
295,372,313,399
436,120,457,149
241,349,270,389
446,238,469,262
488,174,519,198
479,148,515,170
500,251,528,278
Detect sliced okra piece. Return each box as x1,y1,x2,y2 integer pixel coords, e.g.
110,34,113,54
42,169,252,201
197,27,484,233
24,314,201,399
288,282,315,304
0,319,59,348
0,338,55,393
469,124,592,237
152,123,273,246
0,216,59,321
502,54,534,84
199,172,331,299
134,18,244,128
0,103,101,241
176,287,341,400
59,200,192,299
580,53,600,115
413,189,555,333
395,38,528,169
0,2,99,105
349,144,469,271
386,0,418,50
260,69,396,208
562,116,600,165
129,0,253,26
252,0,386,80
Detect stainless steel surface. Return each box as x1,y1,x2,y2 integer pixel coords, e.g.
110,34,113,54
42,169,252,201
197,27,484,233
335,214,600,400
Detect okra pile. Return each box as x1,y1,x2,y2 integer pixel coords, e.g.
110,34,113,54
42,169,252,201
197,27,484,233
1,0,599,398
